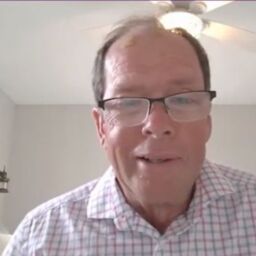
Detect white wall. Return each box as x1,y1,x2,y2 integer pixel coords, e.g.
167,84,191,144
0,89,15,232
4,104,256,232
5,105,108,232
207,105,256,174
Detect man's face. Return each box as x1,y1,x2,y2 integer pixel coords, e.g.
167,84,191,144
93,29,211,206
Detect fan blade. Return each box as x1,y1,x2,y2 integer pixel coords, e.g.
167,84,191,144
201,1,233,13
151,1,174,15
203,20,256,52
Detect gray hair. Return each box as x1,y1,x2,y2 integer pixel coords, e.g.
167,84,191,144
92,16,210,105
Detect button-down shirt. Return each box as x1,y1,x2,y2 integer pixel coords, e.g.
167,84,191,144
3,160,256,255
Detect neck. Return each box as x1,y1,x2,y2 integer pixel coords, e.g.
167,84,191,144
117,180,195,234
133,198,191,234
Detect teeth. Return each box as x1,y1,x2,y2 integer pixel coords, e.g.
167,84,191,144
150,159,167,163
142,157,169,163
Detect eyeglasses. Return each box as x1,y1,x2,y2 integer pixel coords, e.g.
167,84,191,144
98,90,216,127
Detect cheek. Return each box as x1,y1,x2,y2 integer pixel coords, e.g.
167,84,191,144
183,121,210,159
179,120,211,150
188,118,211,142
103,125,141,164
192,127,209,144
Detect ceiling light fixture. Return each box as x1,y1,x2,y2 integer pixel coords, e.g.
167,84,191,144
159,11,204,38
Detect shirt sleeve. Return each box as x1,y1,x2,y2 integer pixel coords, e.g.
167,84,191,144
2,216,33,256
2,212,39,256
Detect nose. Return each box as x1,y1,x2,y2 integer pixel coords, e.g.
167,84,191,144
141,102,176,138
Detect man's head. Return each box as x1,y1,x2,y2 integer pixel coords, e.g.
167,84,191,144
92,16,215,207
92,16,211,104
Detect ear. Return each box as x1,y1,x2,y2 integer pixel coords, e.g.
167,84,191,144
92,107,106,147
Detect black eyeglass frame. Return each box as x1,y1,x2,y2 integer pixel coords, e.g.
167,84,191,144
98,90,217,109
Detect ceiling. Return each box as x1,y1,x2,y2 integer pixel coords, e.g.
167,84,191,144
0,1,256,105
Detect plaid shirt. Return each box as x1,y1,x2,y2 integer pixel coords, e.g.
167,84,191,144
4,160,256,256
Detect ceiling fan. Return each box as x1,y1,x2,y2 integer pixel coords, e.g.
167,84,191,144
151,0,256,51
83,1,256,52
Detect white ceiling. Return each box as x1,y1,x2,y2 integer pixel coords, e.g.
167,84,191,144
0,1,256,105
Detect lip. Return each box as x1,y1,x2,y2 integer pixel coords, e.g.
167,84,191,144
136,154,181,164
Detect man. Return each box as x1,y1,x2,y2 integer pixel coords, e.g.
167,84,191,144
4,16,256,255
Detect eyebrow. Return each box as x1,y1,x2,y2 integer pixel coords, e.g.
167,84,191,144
112,83,145,95
114,79,198,95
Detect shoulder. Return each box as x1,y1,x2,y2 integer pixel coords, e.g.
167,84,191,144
205,160,256,202
211,161,256,190
3,177,102,255
204,161,256,228
3,168,117,255
27,178,98,221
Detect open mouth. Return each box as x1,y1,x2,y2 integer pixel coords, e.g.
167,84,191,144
138,156,174,164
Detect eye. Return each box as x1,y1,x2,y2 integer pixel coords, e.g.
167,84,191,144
170,96,194,105
104,98,145,111
120,99,144,109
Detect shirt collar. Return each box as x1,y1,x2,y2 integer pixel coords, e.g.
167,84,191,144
186,160,235,221
87,167,115,219
87,167,135,222
199,159,235,200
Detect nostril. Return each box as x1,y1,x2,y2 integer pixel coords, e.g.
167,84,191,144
164,130,171,135
145,129,152,135
142,125,173,138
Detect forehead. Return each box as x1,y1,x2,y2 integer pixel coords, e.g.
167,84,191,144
107,27,199,65
104,27,203,96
